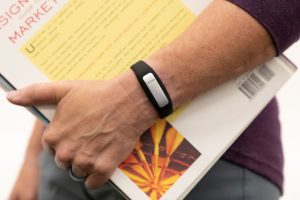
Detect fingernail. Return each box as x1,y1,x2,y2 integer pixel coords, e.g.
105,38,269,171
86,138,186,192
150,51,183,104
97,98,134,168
6,91,19,100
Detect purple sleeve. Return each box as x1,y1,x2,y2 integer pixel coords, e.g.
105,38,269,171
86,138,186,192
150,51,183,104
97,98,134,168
229,0,300,55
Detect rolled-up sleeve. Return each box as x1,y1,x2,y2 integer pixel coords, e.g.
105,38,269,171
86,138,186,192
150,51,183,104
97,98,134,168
229,0,300,55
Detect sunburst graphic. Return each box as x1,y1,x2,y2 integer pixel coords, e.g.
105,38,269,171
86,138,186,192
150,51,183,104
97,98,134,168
119,120,201,200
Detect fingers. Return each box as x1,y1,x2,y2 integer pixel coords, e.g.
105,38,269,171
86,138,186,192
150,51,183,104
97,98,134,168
6,82,72,106
54,141,77,170
53,148,113,189
85,172,111,189
41,125,58,155
54,149,73,170
42,126,74,170
72,154,94,178
43,134,114,189
41,138,55,155
72,165,88,178
85,158,115,189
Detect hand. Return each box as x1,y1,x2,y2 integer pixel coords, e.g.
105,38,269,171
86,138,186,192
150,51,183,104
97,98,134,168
9,156,40,200
7,71,158,189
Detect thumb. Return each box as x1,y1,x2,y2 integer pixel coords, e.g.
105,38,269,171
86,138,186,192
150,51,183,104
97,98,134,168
6,82,72,106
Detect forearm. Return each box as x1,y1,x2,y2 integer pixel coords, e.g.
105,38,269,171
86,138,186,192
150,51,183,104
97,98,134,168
229,0,300,54
145,0,276,108
24,120,43,162
9,120,43,199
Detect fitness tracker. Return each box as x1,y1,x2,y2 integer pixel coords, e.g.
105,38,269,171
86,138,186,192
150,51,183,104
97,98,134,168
131,61,173,118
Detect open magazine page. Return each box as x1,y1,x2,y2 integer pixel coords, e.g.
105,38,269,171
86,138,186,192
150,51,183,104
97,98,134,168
0,1,296,200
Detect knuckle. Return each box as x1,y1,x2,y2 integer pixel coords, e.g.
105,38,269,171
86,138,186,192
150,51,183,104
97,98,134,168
73,156,94,170
57,80,74,92
43,133,57,146
95,163,113,175
43,126,61,146
56,148,73,163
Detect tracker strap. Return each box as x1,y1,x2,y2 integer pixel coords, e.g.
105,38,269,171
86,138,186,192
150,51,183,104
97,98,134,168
131,61,173,118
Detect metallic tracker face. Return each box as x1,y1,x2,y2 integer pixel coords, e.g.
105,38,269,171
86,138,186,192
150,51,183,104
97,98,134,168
143,73,169,108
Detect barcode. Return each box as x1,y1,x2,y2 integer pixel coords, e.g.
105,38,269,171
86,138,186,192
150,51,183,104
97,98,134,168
238,65,275,100
239,73,265,99
258,65,275,81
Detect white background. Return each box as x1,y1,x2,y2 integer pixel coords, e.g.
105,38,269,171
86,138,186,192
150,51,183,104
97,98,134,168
0,42,299,199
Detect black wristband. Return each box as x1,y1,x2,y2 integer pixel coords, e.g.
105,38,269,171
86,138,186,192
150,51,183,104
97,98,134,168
131,61,173,118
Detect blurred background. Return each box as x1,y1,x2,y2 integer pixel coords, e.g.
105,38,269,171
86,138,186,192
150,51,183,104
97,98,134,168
0,41,299,199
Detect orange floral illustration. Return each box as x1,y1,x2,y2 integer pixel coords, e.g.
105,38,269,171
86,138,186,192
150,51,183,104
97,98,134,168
119,120,201,200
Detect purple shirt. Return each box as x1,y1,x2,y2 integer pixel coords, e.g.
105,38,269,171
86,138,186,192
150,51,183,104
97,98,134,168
223,0,300,193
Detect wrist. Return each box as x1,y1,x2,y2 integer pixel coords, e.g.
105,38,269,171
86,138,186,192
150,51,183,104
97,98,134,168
116,70,159,129
145,52,185,109
130,61,173,118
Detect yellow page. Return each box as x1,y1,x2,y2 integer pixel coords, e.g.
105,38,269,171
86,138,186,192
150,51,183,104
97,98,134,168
21,0,196,81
